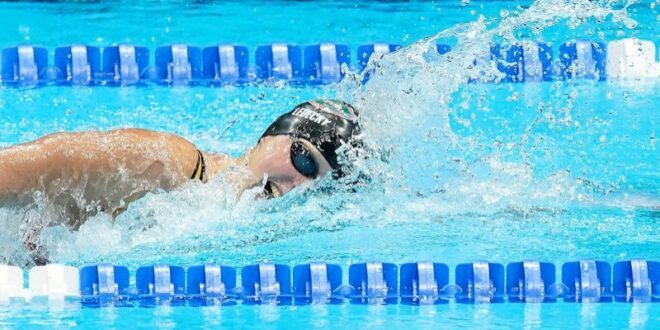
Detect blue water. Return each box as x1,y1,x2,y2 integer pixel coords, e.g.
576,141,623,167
0,0,659,328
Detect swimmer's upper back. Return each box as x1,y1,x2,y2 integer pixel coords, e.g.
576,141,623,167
0,128,199,212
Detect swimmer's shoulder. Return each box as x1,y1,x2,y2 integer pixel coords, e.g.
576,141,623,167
106,128,200,174
107,128,196,147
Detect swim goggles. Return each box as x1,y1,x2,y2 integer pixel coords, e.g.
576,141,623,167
290,141,319,178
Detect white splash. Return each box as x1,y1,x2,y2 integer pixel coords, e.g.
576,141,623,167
0,0,651,266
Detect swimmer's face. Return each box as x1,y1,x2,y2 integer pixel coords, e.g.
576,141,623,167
249,135,333,198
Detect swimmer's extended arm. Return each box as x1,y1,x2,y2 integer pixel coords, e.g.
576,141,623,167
0,128,200,207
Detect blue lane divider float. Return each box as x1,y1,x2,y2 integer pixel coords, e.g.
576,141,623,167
241,263,292,304
348,262,398,304
490,44,524,83
455,261,505,303
356,43,400,71
521,41,554,82
154,44,203,85
0,38,656,87
399,262,450,305
505,261,560,303
1,259,659,307
186,263,237,305
303,43,350,84
101,45,150,85
293,262,343,304
202,44,251,84
80,264,131,307
559,41,606,81
54,45,102,85
1,45,49,86
355,43,401,83
255,43,304,82
135,265,186,306
613,259,660,303
489,42,554,83
562,260,612,303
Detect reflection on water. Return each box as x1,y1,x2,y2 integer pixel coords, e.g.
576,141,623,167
153,305,176,329
200,305,222,327
523,304,542,329
629,303,650,330
0,301,657,328
257,304,282,323
579,303,598,328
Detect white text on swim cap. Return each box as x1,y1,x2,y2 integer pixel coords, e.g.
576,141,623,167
292,107,331,126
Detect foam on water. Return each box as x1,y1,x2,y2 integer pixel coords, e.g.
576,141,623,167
0,0,657,267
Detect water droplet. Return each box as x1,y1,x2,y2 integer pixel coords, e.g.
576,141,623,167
651,132,656,148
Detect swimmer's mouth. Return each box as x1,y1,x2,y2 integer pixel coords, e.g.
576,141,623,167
263,181,283,199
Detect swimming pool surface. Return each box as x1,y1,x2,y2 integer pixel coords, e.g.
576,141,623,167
0,0,658,328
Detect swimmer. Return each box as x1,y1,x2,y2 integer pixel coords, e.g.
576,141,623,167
0,99,361,264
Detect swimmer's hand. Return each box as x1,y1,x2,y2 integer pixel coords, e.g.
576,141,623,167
25,242,49,266
22,228,49,266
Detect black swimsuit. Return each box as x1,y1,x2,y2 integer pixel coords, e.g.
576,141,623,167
191,150,206,181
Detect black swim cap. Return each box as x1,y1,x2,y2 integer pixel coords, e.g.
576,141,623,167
260,99,361,170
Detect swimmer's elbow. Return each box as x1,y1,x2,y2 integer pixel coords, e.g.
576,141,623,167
0,162,23,204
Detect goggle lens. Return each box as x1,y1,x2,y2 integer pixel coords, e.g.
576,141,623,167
290,141,319,178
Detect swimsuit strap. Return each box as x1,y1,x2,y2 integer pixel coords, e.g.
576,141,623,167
190,150,206,181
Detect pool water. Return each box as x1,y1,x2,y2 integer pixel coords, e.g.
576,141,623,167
0,0,658,328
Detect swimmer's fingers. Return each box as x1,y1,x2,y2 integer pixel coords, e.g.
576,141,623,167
112,205,128,219
21,225,49,266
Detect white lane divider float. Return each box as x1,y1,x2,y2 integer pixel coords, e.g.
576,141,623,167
0,265,25,304
606,38,659,79
28,264,80,305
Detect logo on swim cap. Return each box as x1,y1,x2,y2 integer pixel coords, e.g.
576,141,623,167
260,99,361,170
291,106,332,126
308,99,358,122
